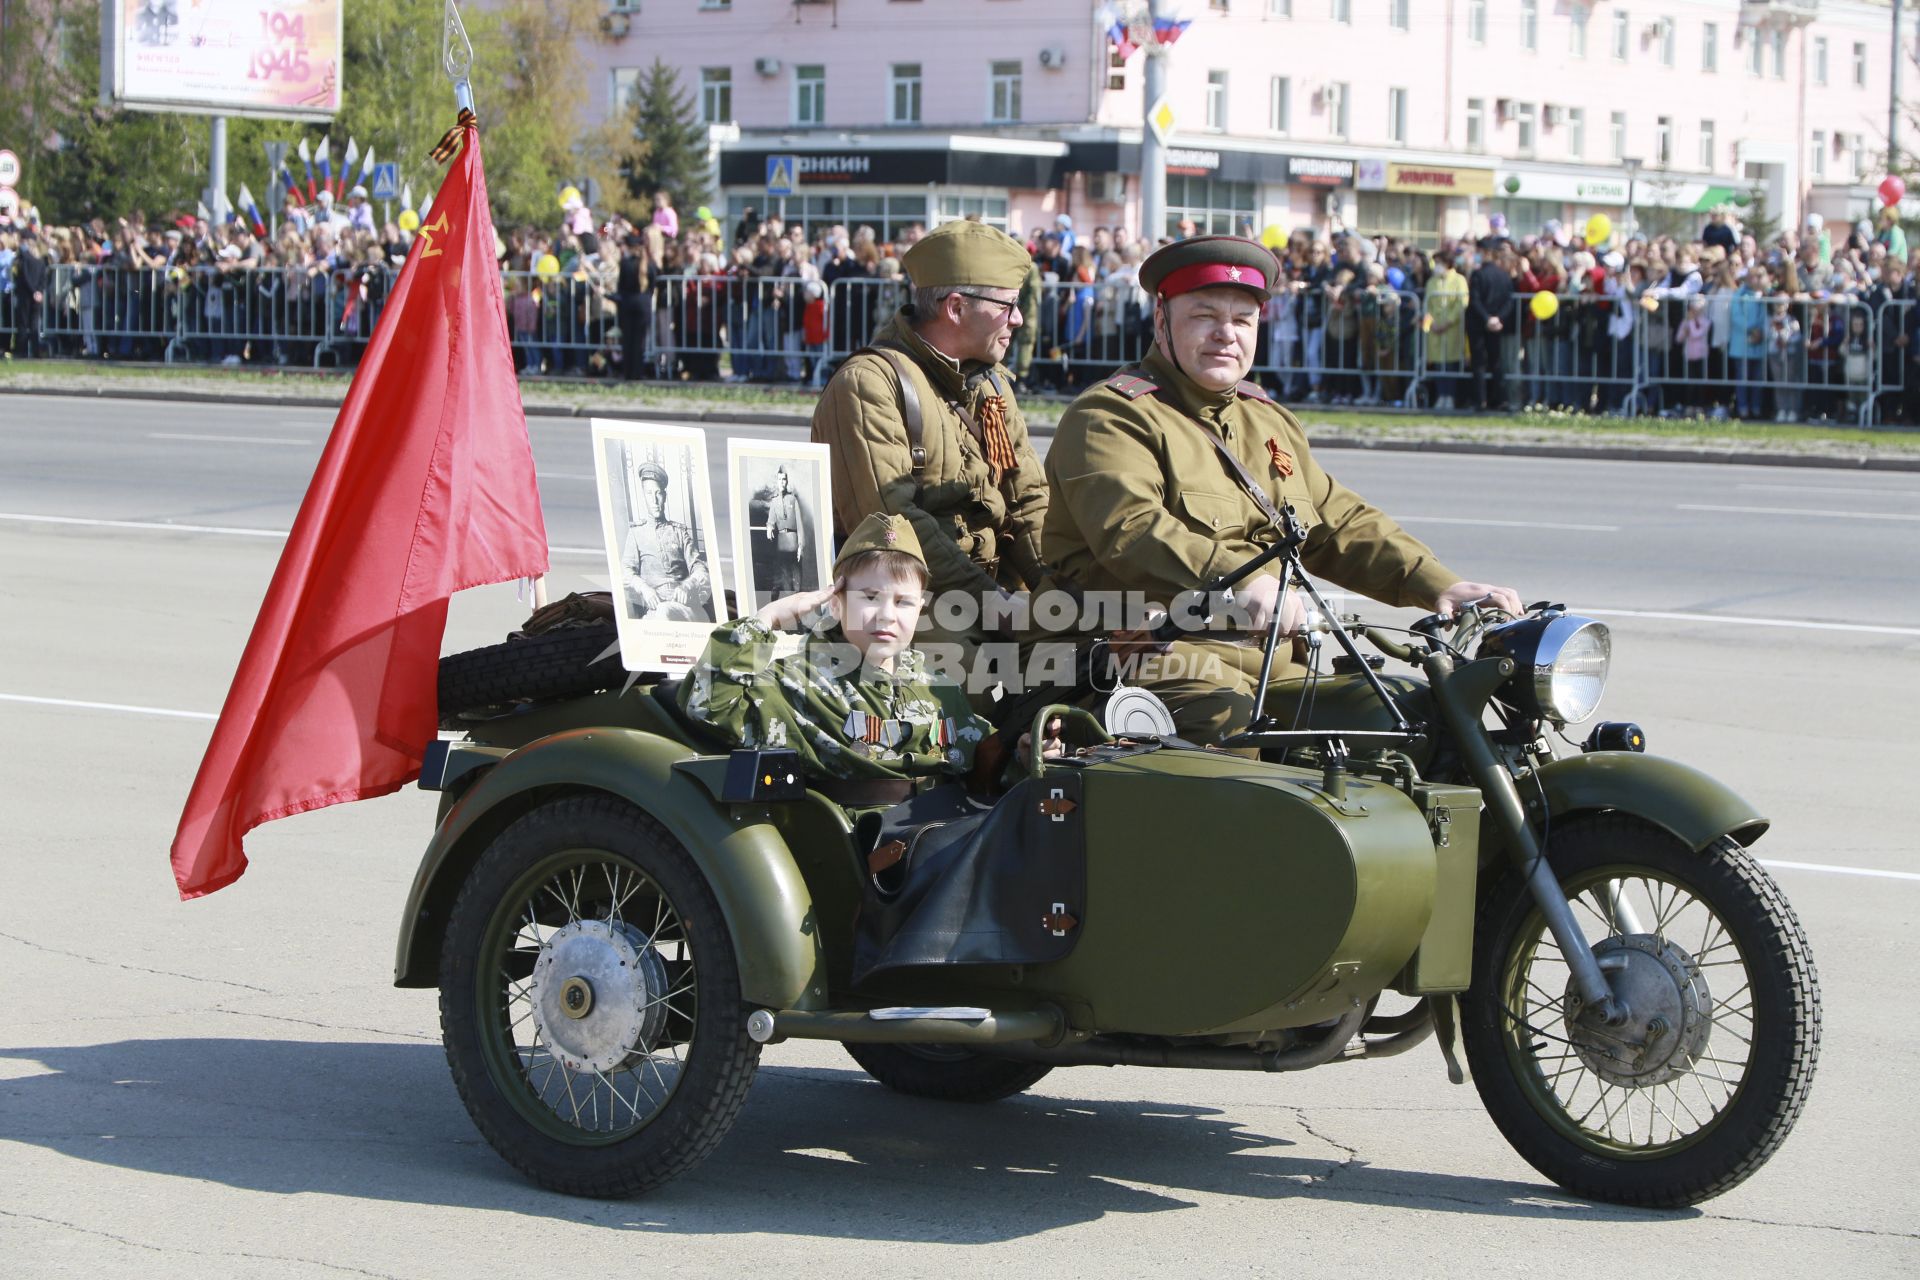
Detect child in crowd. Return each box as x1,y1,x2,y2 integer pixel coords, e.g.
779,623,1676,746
1766,298,1805,422
1677,296,1713,411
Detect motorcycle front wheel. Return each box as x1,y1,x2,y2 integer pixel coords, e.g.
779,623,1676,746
1461,813,1820,1208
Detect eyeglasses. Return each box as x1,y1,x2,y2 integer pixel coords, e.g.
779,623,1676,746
953,291,1020,316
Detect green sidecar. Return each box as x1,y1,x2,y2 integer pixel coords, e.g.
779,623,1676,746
397,599,1820,1211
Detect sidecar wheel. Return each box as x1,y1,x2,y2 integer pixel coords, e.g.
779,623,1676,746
1462,814,1820,1208
844,1042,1053,1103
439,795,760,1197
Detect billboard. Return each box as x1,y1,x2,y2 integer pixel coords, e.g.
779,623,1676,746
101,0,342,121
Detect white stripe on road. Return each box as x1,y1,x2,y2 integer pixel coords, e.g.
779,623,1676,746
1583,607,1920,637
1397,515,1622,532
1678,503,1920,521
0,512,605,557
0,693,216,721
1737,482,1920,498
149,432,314,446
1760,859,1920,884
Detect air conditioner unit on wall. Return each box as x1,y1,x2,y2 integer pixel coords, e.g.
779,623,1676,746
600,12,631,37
1039,47,1068,69
1543,104,1565,127
755,57,781,76
1087,172,1126,204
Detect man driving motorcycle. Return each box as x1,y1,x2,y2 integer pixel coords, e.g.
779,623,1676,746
1044,235,1521,746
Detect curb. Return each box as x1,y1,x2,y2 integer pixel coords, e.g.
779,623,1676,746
6,382,1918,473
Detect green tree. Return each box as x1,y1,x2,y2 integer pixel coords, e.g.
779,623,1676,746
621,59,710,212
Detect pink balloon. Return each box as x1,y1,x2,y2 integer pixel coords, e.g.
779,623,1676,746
1879,175,1906,207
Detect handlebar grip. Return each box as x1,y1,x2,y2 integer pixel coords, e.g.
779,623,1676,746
1363,628,1418,662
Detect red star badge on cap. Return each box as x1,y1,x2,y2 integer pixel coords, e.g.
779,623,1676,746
1228,265,1243,281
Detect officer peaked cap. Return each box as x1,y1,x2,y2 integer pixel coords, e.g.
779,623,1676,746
635,460,670,488
901,220,1031,292
1139,235,1276,302
834,512,927,575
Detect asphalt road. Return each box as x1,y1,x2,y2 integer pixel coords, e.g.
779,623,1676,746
2,394,1918,1276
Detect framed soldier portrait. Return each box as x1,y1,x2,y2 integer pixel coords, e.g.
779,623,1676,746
590,419,730,674
726,439,833,614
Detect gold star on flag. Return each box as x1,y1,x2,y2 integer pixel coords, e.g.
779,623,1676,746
417,210,451,259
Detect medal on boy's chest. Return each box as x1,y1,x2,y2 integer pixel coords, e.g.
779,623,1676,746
844,708,909,755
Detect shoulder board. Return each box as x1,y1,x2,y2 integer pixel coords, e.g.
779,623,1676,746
1102,371,1160,400
1235,379,1272,402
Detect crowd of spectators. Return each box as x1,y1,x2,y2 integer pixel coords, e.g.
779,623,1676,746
7,189,1920,424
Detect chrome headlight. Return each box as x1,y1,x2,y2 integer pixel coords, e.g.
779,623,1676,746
1477,612,1612,725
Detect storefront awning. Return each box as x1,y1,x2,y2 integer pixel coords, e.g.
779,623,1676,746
1688,185,1743,212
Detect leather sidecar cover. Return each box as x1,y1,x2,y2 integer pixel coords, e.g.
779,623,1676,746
852,775,1086,985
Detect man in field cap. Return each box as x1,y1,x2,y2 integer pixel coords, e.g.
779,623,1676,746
811,218,1052,698
1044,235,1520,747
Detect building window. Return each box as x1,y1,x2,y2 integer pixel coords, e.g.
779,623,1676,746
1206,69,1228,130
1389,0,1409,31
1520,0,1537,51
1331,0,1351,24
1568,106,1586,159
610,67,640,119
1515,102,1537,154
1465,97,1485,152
1853,41,1868,88
1325,81,1349,137
989,60,1021,122
1771,30,1786,79
1612,9,1629,61
1610,110,1627,161
1699,119,1715,171
1660,18,1675,67
1810,130,1827,180
1655,115,1673,165
699,68,732,124
1165,175,1257,237
1468,0,1486,45
1702,21,1717,72
698,0,730,8
1388,87,1408,144
1270,75,1291,133
1268,0,1291,15
1814,37,1828,85
1570,8,1588,59
1849,133,1869,181
793,64,825,125
1747,30,1764,77
1356,192,1447,249
889,63,921,124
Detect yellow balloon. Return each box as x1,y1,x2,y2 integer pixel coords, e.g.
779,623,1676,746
1260,224,1288,249
1585,213,1613,245
536,253,561,279
397,209,420,232
1530,290,1559,321
557,186,582,210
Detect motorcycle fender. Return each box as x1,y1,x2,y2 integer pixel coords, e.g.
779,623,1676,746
393,727,825,1011
1517,751,1769,854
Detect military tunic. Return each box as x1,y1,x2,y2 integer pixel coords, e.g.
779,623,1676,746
622,516,713,622
1045,346,1460,744
763,489,806,596
812,311,1050,602
677,617,989,781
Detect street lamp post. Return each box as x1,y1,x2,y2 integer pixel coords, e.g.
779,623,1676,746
1623,156,1643,242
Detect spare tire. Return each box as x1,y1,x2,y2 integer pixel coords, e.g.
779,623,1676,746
437,622,625,729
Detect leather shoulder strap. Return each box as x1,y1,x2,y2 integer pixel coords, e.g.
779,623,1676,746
1103,367,1282,525
853,345,926,476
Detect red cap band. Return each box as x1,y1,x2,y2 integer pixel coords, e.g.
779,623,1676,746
1157,261,1266,299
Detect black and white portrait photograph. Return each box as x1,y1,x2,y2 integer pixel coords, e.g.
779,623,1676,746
726,439,833,613
590,419,729,673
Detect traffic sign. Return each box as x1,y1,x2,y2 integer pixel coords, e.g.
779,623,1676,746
0,187,18,217
766,154,798,197
370,162,400,202
0,150,18,188
1146,96,1176,147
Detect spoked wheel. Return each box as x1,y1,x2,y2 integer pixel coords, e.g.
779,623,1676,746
439,795,759,1197
845,1041,1053,1103
1462,814,1820,1208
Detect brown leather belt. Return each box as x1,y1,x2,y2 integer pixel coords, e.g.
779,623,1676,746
812,777,915,807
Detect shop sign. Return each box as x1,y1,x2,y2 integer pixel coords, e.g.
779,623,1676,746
1166,148,1222,175
796,154,875,180
1286,156,1354,187
1385,163,1495,197
1355,157,1387,191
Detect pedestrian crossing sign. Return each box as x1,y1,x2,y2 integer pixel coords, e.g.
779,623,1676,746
766,154,798,197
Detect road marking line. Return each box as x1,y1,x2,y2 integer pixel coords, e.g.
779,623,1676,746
0,693,216,721
0,513,605,558
1760,859,1920,884
149,432,313,446
1583,607,1920,637
1678,503,1920,521
1737,482,1920,498
1398,515,1621,532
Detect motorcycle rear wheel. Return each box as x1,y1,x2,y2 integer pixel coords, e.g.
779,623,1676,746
1462,813,1820,1208
844,1042,1053,1103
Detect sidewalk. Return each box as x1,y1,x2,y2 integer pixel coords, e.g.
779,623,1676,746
5,360,1918,471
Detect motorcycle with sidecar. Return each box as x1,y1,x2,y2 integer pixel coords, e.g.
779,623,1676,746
400,512,1820,1208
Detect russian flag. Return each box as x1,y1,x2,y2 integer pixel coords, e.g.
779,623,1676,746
1152,16,1191,44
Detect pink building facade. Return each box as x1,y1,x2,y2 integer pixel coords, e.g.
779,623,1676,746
582,0,1913,245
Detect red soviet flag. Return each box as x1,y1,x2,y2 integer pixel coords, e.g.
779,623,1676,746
170,117,547,898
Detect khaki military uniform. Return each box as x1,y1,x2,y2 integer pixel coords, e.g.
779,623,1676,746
1045,347,1459,745
621,517,712,622
812,310,1050,634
